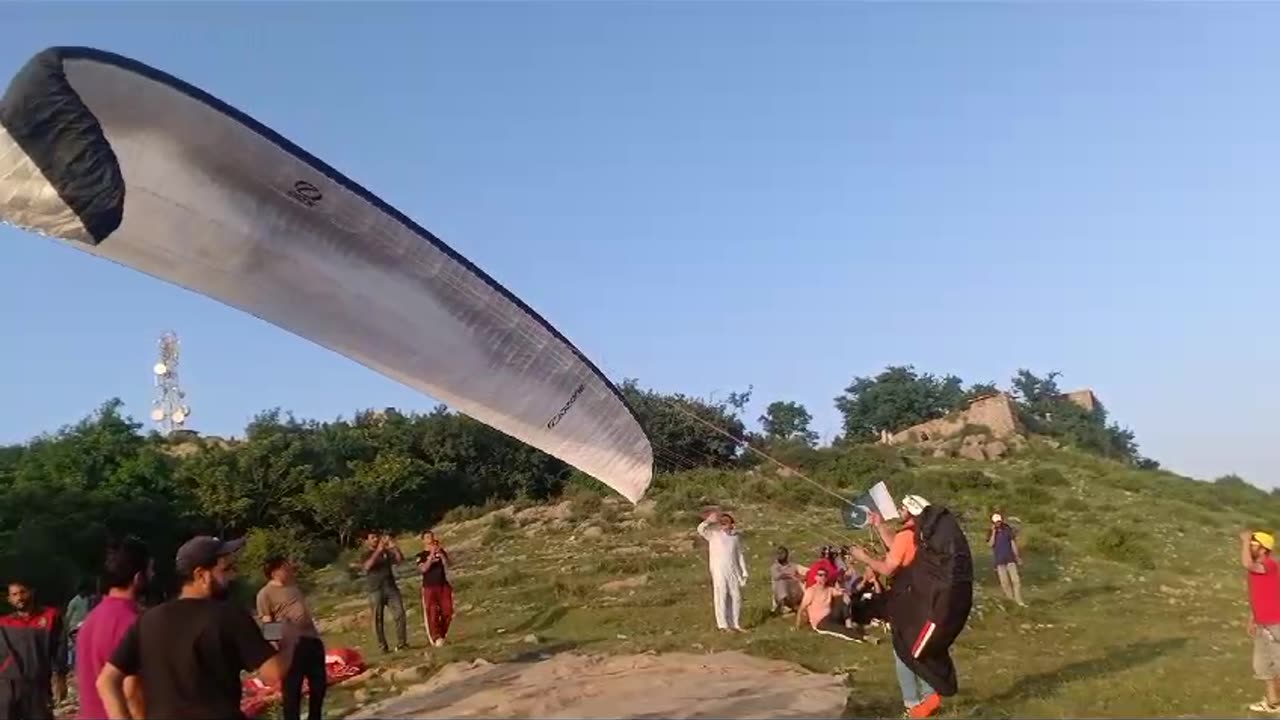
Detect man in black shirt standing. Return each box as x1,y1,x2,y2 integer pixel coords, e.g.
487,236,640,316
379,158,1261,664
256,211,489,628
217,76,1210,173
360,532,407,653
95,536,283,720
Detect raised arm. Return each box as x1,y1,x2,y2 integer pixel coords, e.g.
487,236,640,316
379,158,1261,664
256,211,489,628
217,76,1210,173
869,512,894,548
361,547,382,572
697,514,717,540
1243,532,1266,573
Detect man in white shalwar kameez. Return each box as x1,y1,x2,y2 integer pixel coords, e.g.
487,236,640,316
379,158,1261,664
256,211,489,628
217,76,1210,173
697,510,749,632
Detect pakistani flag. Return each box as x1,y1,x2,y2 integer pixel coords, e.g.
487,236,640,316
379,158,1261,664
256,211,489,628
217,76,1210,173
843,481,899,529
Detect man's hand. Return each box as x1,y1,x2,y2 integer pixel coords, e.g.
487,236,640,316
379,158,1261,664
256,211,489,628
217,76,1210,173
868,511,883,528
1251,620,1260,638
849,546,871,564
706,510,720,523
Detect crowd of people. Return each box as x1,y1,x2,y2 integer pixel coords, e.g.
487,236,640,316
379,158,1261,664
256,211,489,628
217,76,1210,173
698,496,1019,719
0,527,455,720
10,494,1280,719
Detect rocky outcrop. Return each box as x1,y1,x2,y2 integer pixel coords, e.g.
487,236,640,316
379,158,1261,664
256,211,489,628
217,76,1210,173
889,393,1027,461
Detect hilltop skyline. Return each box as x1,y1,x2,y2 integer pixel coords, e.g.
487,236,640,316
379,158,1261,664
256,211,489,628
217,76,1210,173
1,3,1277,486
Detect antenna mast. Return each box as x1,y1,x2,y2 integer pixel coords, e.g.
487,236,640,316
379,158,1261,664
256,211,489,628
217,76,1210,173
150,331,191,435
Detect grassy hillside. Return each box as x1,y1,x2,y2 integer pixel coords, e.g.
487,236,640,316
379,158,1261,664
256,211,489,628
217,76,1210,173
288,443,1271,719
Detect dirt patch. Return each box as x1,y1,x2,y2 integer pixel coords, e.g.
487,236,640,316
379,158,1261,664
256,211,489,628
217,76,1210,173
350,651,848,719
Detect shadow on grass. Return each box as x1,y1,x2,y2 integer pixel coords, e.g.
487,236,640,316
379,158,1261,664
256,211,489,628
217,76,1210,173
506,604,569,635
1049,582,1121,606
843,691,903,719
847,637,1188,719
978,636,1189,710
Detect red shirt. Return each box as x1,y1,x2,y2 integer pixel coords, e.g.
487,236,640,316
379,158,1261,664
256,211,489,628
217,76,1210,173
1250,556,1280,625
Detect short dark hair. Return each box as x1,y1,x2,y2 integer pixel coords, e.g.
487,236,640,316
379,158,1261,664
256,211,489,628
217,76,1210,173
263,555,288,580
102,538,151,591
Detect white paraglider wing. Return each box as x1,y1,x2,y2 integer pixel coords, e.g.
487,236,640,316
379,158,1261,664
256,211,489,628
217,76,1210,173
0,47,654,502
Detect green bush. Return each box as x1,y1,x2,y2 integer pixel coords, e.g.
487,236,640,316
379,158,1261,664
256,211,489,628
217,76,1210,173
1027,467,1069,487
1007,483,1053,507
571,492,604,517
813,445,909,495
1017,528,1065,559
241,525,315,581
1059,497,1089,514
1092,525,1154,569
1107,471,1153,494
440,503,501,524
650,469,739,524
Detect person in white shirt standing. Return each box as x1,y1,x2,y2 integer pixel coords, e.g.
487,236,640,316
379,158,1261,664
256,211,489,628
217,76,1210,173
697,510,749,632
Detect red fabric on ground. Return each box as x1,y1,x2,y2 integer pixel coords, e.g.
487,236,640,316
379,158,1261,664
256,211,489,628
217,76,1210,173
241,647,367,718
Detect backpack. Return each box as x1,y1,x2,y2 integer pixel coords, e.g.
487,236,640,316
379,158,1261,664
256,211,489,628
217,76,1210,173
887,504,975,697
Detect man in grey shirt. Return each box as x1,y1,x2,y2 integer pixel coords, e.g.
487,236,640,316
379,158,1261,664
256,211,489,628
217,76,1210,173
770,546,805,615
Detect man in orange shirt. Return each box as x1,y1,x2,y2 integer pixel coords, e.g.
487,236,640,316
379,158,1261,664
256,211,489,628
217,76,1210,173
851,495,940,719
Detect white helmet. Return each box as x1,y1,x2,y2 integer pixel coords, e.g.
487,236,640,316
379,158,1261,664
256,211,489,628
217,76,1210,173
901,494,931,517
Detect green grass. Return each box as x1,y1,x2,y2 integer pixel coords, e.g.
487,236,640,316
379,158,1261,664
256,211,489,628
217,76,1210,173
298,447,1266,719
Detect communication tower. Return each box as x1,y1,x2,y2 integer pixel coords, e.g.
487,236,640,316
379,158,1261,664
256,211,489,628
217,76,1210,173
150,331,191,435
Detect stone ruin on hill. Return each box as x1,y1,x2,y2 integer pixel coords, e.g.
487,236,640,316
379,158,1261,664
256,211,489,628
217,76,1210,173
880,388,1100,461
883,393,1025,461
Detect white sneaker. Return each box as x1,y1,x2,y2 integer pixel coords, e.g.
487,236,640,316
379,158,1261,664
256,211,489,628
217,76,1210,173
434,638,445,647
1248,700,1280,713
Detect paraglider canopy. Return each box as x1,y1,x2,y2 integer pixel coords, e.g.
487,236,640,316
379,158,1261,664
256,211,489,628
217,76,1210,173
0,46,654,502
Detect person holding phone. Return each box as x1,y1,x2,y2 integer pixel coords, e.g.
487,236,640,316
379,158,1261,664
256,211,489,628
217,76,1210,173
988,513,1025,607
415,531,453,647
361,531,407,653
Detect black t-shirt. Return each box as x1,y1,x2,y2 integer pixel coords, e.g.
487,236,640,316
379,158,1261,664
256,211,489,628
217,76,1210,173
109,597,275,720
362,548,398,590
415,548,450,587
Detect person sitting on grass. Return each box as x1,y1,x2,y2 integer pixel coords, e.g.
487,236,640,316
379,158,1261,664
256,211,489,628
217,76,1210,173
794,568,863,642
770,546,805,615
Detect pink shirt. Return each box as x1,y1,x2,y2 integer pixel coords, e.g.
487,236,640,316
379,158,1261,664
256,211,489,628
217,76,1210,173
75,596,141,720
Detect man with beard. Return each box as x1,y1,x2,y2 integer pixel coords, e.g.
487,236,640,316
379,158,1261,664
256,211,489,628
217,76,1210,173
0,580,67,720
76,538,152,720
851,495,973,719
360,532,407,653
696,510,748,632
1241,530,1280,713
96,536,283,719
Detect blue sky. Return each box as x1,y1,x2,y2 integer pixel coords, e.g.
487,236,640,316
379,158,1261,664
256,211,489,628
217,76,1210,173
1,2,1277,486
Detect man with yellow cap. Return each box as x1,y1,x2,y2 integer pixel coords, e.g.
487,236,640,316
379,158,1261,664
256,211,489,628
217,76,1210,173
1241,529,1280,713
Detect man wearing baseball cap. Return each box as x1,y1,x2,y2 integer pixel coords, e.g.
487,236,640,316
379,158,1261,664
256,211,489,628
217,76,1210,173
95,536,283,719
1242,530,1280,713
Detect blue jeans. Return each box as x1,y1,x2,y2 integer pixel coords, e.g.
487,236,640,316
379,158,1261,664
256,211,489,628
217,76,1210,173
894,651,936,708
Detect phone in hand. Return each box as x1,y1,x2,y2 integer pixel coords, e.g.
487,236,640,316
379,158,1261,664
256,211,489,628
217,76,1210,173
262,622,284,642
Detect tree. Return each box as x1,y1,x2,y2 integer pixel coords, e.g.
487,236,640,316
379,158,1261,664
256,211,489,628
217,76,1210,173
621,379,749,473
759,401,818,447
1008,369,1140,462
833,366,970,442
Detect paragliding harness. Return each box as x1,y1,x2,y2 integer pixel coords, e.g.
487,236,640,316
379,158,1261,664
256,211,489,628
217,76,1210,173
887,504,974,697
